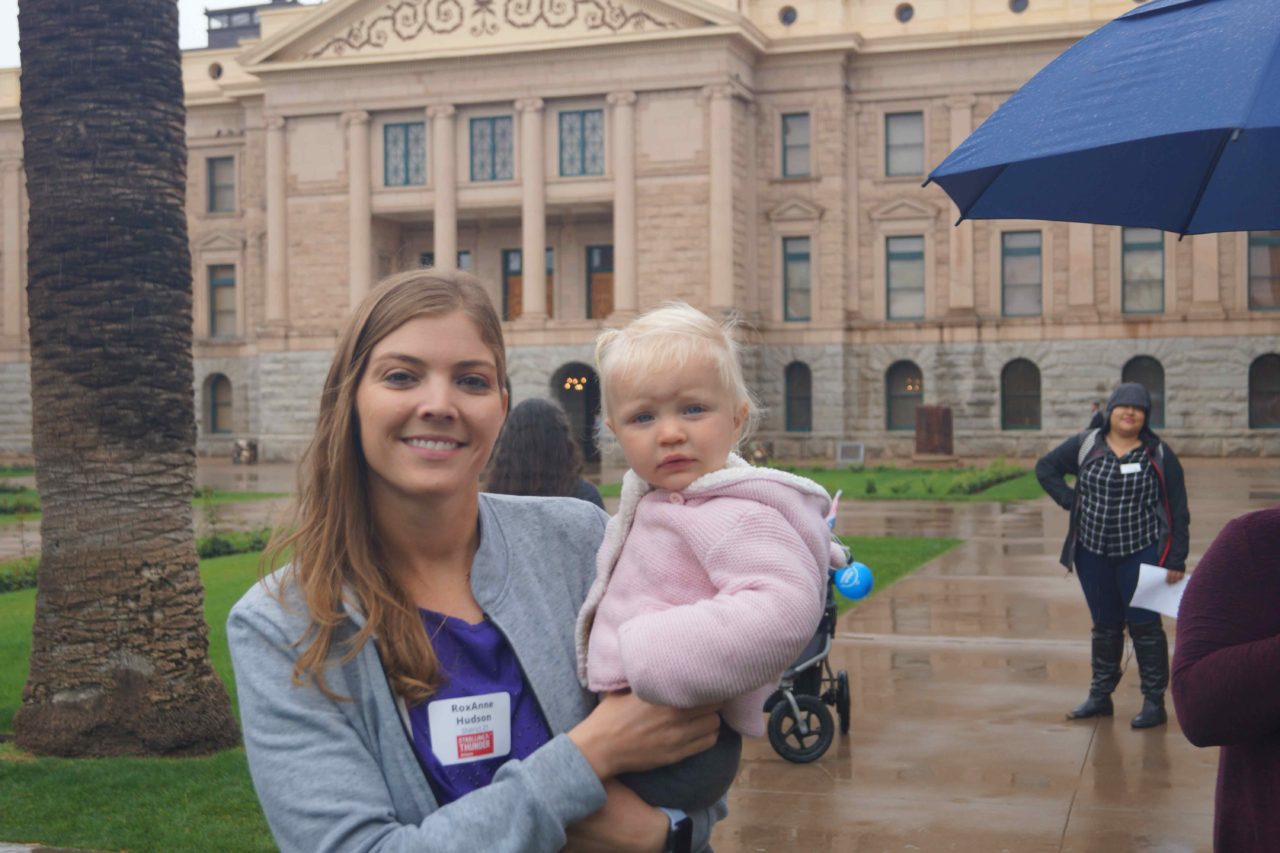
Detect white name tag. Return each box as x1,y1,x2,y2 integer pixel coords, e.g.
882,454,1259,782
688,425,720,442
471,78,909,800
1119,462,1142,475
427,691,511,766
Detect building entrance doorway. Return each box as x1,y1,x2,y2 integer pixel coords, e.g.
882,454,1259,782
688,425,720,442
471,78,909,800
552,362,600,463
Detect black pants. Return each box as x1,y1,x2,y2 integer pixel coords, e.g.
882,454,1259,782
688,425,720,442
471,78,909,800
1074,541,1161,626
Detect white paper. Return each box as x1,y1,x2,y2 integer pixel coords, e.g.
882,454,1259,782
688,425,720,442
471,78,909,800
1130,563,1188,619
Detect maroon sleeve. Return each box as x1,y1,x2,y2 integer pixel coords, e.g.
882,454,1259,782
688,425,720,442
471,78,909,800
1171,507,1280,747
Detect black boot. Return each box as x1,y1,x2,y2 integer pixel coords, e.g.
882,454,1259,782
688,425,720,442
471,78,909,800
1068,624,1125,720
1129,621,1169,729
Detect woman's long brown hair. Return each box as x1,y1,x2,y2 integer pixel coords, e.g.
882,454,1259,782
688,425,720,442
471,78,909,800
262,269,507,706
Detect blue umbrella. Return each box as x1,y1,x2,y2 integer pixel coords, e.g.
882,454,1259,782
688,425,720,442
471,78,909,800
926,0,1280,236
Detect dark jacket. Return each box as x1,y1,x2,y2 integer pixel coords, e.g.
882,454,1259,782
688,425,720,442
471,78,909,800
1035,428,1190,572
571,478,606,510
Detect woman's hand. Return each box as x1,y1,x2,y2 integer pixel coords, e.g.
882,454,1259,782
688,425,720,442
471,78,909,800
1165,570,1185,585
562,779,667,853
569,689,721,780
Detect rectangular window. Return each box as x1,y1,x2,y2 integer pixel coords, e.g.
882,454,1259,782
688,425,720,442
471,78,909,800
500,249,553,320
470,116,514,182
1121,227,1164,313
886,236,925,320
1001,231,1043,317
782,236,811,321
207,156,235,213
502,249,522,322
544,248,555,318
420,251,472,270
1249,230,1280,311
781,113,810,178
208,265,236,338
559,109,605,177
586,245,614,320
384,122,426,187
885,112,924,177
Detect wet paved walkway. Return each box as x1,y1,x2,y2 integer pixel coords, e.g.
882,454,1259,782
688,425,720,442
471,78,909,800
712,459,1279,852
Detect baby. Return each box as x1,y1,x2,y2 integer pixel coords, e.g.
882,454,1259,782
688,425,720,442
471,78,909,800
575,302,839,813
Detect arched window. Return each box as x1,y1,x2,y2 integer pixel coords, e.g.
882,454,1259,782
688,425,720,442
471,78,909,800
1249,354,1280,429
885,361,923,431
1122,356,1166,429
1001,359,1041,430
785,362,812,432
208,374,232,434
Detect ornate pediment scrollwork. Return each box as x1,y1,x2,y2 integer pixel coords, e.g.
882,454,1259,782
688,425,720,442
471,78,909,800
310,0,676,58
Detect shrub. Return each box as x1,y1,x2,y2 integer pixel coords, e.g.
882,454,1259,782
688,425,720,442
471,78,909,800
889,481,912,495
864,479,877,495
945,459,1025,495
197,528,273,559
0,529,275,594
0,494,40,515
0,556,39,593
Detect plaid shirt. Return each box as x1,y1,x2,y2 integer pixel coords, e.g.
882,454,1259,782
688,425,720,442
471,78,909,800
1076,443,1162,557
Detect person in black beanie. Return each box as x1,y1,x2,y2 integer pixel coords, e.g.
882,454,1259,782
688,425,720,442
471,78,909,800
1036,382,1190,728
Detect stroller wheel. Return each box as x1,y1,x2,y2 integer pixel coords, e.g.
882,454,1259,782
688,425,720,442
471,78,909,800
836,671,851,735
768,694,834,763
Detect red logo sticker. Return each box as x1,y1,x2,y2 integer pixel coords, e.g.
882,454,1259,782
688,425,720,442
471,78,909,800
457,732,495,759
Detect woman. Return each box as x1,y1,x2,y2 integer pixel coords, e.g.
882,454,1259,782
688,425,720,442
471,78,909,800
1172,506,1280,852
485,397,605,509
227,270,725,853
1036,382,1190,728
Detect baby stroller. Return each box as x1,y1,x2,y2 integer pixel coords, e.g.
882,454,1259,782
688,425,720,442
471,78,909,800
762,568,851,763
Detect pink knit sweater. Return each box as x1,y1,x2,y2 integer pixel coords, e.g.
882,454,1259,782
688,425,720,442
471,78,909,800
575,456,833,737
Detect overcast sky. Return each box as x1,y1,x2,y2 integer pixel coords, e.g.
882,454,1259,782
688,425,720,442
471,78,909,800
0,1,324,70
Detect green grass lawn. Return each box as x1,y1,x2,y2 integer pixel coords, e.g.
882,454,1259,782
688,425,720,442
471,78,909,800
0,466,32,478
598,466,1044,502
0,533,955,851
836,535,960,612
0,552,273,853
0,489,289,526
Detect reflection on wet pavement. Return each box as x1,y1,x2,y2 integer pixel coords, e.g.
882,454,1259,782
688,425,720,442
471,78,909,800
714,459,1271,852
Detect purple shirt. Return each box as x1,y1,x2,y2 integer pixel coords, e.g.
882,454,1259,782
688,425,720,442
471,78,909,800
408,608,552,805
1172,507,1280,852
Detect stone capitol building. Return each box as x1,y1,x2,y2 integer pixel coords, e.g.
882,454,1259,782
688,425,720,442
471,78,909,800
0,0,1276,462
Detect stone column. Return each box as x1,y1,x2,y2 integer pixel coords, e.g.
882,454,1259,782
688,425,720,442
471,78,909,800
429,105,458,270
517,98,547,321
945,96,975,315
608,91,638,319
1067,222,1098,317
2,159,21,339
343,110,372,308
264,115,289,324
705,85,734,312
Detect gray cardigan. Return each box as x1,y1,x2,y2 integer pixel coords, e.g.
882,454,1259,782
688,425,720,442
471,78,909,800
228,493,725,852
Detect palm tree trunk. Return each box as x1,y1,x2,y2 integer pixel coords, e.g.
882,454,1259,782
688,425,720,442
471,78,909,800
14,0,239,755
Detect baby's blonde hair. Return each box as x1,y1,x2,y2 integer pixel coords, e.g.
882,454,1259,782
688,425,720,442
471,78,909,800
595,301,760,442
